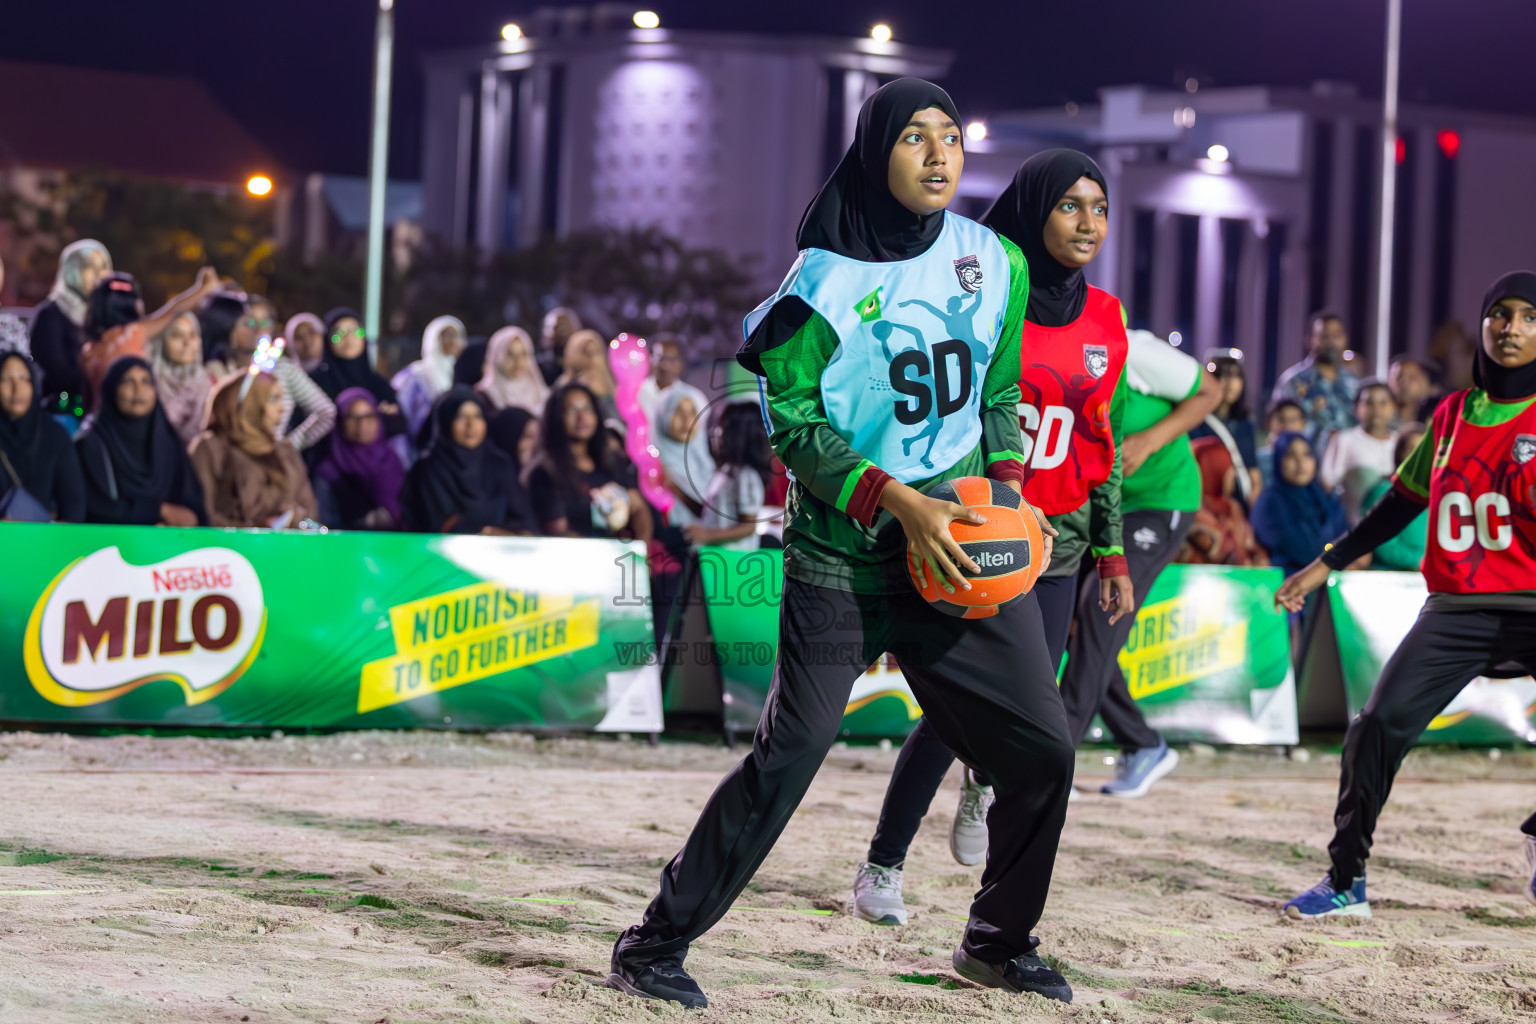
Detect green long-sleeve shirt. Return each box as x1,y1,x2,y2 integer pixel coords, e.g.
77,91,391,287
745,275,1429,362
751,236,1032,593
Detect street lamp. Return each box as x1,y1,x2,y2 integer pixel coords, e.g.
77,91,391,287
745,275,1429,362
965,122,987,142
871,24,893,42
1206,144,1229,163
633,10,660,29
501,23,521,41
246,175,273,197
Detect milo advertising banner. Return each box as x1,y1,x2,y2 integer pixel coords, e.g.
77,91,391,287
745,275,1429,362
1329,572,1536,744
698,550,1297,745
0,524,662,733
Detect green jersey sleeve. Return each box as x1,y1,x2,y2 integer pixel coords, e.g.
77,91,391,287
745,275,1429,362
1391,419,1435,504
1088,372,1128,563
981,235,1030,486
757,310,893,527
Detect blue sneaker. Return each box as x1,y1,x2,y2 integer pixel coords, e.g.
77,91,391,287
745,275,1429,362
1283,875,1371,920
1523,833,1536,906
1100,740,1179,799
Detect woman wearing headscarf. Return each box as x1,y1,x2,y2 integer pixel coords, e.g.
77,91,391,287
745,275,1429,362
285,312,326,374
311,308,406,439
203,293,336,455
554,328,620,422
314,387,406,530
486,405,540,480
29,239,111,418
858,149,1140,883
147,311,216,446
392,315,466,440
476,325,549,416
1273,271,1536,921
1251,431,1349,577
400,387,529,534
651,381,714,527
189,371,319,528
0,351,85,521
605,79,1072,1008
75,356,207,526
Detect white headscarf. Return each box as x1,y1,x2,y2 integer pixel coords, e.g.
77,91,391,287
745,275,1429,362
653,382,715,504
47,239,112,326
284,312,325,372
477,326,549,413
407,315,464,398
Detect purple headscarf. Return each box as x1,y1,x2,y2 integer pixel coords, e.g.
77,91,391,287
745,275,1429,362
316,386,405,521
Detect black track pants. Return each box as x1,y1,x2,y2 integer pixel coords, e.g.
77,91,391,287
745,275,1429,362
1326,604,1536,888
614,576,1073,968
863,573,1076,869
1059,508,1191,750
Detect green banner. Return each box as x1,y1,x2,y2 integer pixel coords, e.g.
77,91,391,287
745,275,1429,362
0,523,661,732
1329,572,1536,745
698,551,1297,744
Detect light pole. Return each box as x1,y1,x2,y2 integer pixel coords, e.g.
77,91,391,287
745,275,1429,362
364,0,395,362
1373,0,1402,380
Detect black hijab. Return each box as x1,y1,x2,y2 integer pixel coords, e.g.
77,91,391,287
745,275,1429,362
796,78,961,263
488,406,537,476
75,356,207,523
313,307,395,403
1473,271,1536,400
0,351,46,464
979,148,1108,327
402,387,515,533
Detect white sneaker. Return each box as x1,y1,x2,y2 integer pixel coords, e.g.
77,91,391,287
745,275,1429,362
950,768,994,866
1523,833,1536,906
850,861,907,925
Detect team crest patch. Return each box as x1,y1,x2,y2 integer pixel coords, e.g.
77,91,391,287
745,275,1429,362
1084,345,1109,378
1514,434,1536,465
954,255,982,294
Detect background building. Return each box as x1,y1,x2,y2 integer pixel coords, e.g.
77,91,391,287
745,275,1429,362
914,81,1536,391
418,6,950,290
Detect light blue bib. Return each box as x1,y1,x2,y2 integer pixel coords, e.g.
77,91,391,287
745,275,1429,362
744,214,1009,483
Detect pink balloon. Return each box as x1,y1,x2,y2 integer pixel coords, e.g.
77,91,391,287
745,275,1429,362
607,332,672,514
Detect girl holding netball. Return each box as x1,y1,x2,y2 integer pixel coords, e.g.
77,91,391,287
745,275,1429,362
604,78,1075,1006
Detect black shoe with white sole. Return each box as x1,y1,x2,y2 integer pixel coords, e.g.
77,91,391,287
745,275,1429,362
605,953,708,1009
952,946,1073,1002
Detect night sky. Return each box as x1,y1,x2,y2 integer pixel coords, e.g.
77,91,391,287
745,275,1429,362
5,0,1534,179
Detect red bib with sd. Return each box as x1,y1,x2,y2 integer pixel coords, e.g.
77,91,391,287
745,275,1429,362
1421,390,1536,594
1017,285,1127,516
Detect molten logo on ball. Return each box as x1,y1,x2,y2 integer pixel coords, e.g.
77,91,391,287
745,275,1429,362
907,476,1044,619
24,546,267,707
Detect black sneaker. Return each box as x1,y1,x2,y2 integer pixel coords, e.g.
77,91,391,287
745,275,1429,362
605,953,708,1009
952,946,1073,1002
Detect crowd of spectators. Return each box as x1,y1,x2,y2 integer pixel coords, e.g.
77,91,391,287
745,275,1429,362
0,241,779,561
0,243,1450,583
1179,310,1440,575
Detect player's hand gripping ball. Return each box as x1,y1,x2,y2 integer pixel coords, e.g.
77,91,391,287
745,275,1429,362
907,476,1045,618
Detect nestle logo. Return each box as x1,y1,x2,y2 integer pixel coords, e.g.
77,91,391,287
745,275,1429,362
975,551,1014,568
152,565,235,593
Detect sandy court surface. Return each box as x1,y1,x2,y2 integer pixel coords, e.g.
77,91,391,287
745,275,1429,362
0,731,1533,1024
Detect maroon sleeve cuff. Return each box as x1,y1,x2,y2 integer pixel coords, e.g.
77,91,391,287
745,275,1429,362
1096,554,1130,579
985,459,1027,489
845,467,895,528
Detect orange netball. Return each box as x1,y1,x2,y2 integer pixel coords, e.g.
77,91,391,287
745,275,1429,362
907,476,1045,619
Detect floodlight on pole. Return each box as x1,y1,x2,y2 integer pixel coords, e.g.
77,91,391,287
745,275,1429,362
633,10,660,29
1373,0,1402,381
965,122,987,142
246,175,273,197
871,24,893,42
501,23,521,41
363,0,395,362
